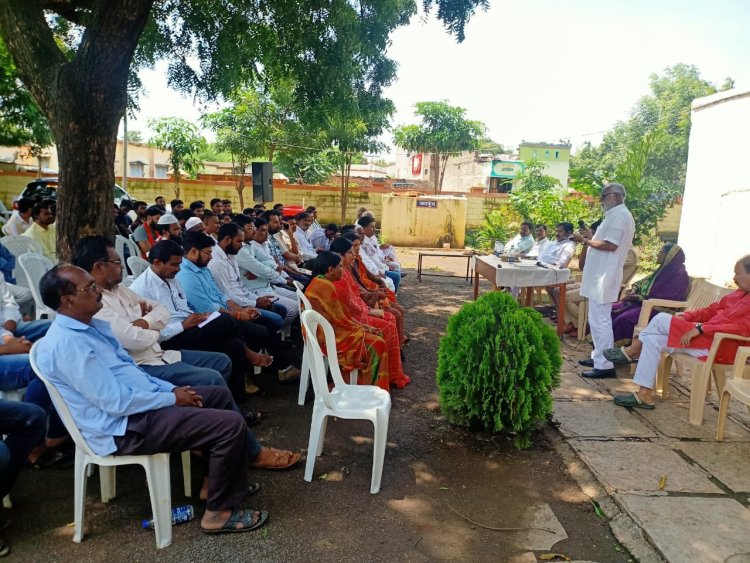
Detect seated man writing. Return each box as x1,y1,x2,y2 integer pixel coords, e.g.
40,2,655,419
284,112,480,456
35,265,268,534
607,255,750,410
130,240,274,401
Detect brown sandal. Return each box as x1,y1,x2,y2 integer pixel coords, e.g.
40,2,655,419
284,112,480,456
248,448,301,470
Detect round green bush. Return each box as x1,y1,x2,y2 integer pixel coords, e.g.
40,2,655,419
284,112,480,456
436,290,562,449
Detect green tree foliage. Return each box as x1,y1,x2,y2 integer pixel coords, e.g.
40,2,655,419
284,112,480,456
0,0,485,260
274,148,339,185
148,117,207,198
0,39,53,150
124,130,143,143
393,101,487,192
510,160,599,229
437,291,562,449
569,64,731,242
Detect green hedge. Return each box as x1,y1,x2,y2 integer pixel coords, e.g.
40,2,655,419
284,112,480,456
436,291,562,449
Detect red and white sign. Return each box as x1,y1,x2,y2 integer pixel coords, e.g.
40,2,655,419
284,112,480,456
411,153,423,176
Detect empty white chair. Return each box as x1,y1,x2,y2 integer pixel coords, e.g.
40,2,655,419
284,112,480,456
127,255,150,280
0,235,44,289
17,253,55,319
29,342,191,549
300,310,391,494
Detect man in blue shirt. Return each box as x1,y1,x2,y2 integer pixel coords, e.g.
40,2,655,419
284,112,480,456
177,232,300,383
35,265,269,534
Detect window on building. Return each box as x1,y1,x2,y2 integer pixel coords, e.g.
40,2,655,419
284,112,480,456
555,151,560,159
155,164,169,179
129,162,145,178
532,151,537,158
544,150,550,159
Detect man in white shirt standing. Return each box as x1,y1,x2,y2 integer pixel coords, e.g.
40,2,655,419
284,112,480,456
2,198,34,237
572,183,635,378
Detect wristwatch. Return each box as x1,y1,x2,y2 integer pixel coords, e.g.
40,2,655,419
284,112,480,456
695,323,703,335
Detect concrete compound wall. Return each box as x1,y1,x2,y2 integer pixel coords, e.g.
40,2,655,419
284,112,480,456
0,170,681,247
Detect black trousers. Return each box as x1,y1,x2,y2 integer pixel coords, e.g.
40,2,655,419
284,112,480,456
115,386,248,511
162,313,248,402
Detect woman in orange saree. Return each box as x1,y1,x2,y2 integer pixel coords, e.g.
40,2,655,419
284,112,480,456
342,232,407,345
330,238,410,389
304,252,390,391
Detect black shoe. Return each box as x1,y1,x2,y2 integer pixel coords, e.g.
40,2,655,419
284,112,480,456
578,358,594,367
582,368,616,379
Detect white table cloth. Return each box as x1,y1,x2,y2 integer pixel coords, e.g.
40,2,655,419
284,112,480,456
476,255,571,287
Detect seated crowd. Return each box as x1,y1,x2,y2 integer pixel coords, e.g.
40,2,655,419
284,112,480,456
0,197,410,553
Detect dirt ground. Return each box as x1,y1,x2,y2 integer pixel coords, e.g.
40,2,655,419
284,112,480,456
4,251,632,562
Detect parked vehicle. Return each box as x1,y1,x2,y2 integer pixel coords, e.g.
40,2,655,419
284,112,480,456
15,177,134,208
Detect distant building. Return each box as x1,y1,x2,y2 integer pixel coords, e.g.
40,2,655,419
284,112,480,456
517,141,572,188
0,140,173,179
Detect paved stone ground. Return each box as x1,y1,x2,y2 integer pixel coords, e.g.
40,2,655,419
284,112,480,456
556,308,750,563
416,249,750,562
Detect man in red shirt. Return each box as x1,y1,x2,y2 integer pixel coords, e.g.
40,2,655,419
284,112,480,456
608,255,750,409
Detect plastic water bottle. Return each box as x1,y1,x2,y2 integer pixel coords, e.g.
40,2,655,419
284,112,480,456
141,505,195,530
507,247,515,264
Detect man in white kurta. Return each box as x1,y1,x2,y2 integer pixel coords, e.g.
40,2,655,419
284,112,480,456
572,184,635,377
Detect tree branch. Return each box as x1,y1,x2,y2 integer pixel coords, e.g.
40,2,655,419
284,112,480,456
0,2,67,114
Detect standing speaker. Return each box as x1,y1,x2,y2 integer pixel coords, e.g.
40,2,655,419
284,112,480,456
252,161,274,202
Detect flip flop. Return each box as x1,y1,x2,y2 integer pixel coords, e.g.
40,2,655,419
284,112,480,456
201,508,268,534
604,346,634,365
248,449,302,470
614,392,655,409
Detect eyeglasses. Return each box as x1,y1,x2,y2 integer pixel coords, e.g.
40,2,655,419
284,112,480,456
99,259,122,266
600,192,616,200
73,281,98,294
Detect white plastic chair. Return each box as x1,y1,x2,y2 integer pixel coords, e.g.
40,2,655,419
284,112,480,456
300,310,391,494
127,255,150,280
18,253,55,319
29,342,191,549
716,346,750,441
294,281,357,405
0,235,44,289
294,281,314,405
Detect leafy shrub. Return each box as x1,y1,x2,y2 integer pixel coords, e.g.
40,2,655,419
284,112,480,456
436,291,562,449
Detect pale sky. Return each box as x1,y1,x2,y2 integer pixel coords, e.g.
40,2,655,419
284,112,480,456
126,0,750,157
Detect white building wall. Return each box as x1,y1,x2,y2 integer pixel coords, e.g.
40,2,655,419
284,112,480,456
388,151,492,192
678,88,750,283
543,160,570,188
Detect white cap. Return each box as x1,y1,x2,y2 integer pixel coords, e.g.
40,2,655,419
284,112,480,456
157,214,178,225
185,217,203,231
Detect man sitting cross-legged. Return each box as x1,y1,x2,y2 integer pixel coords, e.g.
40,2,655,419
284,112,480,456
176,232,300,384
607,255,750,410
35,265,269,534
70,236,232,390
129,240,274,401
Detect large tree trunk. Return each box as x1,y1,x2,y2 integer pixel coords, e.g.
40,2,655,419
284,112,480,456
0,1,155,262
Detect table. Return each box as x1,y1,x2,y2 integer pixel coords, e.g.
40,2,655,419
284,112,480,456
473,255,570,336
417,252,474,283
